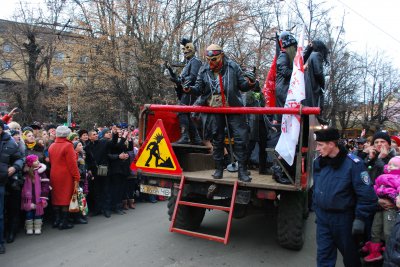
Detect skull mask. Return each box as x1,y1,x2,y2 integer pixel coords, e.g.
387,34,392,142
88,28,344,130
182,42,195,60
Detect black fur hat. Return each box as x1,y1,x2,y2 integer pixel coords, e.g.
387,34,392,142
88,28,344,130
180,38,192,46
315,128,340,142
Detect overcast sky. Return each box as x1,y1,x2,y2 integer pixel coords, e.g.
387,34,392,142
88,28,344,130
1,0,399,68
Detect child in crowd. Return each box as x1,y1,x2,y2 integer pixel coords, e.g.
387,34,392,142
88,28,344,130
21,155,50,235
363,156,400,262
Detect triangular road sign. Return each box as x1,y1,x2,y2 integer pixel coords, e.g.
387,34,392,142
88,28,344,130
131,119,182,175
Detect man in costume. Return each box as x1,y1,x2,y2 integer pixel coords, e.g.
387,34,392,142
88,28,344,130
165,38,203,145
183,44,255,182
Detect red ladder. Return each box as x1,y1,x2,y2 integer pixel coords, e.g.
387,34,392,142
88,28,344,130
169,174,238,245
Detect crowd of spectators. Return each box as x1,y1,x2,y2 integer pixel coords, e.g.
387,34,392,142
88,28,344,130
0,108,157,255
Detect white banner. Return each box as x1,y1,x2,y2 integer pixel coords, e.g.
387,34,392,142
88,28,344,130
275,30,305,166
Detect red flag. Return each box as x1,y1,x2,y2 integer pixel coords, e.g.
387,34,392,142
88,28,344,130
262,33,280,107
262,55,277,107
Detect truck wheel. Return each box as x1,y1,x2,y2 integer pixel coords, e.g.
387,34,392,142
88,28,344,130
167,196,206,230
277,191,306,250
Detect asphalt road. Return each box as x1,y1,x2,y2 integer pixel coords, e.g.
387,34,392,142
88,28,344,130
1,201,344,267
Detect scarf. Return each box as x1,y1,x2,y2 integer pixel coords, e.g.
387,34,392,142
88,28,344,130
21,169,44,216
25,141,36,150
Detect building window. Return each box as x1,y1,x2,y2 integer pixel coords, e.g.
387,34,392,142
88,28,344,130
52,67,63,76
77,71,88,81
54,51,64,61
3,43,13,53
2,60,12,70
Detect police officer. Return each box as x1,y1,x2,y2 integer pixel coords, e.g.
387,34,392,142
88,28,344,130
313,128,377,267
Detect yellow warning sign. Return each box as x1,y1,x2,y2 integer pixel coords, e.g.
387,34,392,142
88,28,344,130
135,127,177,170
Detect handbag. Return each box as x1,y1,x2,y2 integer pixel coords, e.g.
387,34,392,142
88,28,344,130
97,164,108,176
69,193,80,213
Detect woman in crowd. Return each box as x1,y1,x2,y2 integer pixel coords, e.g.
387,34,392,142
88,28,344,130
49,126,80,230
23,130,45,163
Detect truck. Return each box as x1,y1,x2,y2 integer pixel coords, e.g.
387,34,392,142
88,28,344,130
133,104,320,250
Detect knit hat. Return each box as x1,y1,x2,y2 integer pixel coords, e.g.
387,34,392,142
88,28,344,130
78,129,88,138
26,154,39,167
22,126,33,133
73,141,81,149
389,156,400,169
372,131,391,145
314,128,340,142
45,124,57,131
9,129,19,136
56,126,71,138
391,136,400,147
99,128,110,139
67,132,78,141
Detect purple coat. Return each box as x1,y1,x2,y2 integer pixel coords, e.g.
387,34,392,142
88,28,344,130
374,166,400,203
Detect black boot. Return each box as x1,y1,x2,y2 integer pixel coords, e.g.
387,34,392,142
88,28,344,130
6,223,17,243
192,131,203,146
52,207,61,228
238,162,252,182
58,211,74,230
174,126,190,144
212,161,224,179
73,213,88,224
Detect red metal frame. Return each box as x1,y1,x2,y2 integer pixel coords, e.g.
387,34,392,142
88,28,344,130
144,104,320,115
170,174,239,245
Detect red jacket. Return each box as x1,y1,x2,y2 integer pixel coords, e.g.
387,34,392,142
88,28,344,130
49,137,80,206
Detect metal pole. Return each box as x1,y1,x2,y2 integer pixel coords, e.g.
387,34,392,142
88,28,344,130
67,78,72,126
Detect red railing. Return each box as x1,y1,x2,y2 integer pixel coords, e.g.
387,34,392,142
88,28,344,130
143,104,320,115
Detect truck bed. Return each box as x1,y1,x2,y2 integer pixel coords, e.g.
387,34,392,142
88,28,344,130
139,169,297,191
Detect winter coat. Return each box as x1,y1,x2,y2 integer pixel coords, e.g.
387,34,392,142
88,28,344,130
108,134,133,177
21,163,50,216
366,148,396,184
85,139,112,173
0,132,24,186
275,51,292,109
303,51,325,107
244,81,266,141
190,58,252,107
179,56,202,105
374,167,400,202
25,142,45,163
49,137,80,206
313,146,377,221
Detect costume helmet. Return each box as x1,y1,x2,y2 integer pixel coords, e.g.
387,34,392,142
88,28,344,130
279,31,297,48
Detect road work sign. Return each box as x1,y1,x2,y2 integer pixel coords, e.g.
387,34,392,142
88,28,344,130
131,119,182,175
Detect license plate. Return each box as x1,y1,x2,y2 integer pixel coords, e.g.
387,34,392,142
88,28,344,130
140,184,171,197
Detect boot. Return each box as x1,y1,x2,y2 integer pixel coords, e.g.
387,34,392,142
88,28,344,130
360,241,372,254
73,213,88,224
191,131,203,146
122,200,129,210
6,222,18,243
33,219,42,235
212,161,224,179
52,208,61,228
58,211,74,230
174,126,190,145
25,220,33,235
238,162,252,182
128,199,136,209
364,242,383,262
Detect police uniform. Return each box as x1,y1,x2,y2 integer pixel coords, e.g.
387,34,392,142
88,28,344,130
313,129,377,267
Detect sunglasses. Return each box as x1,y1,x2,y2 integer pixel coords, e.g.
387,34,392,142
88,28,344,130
205,50,222,57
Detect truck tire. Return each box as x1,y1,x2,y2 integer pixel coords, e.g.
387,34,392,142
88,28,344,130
167,196,206,230
277,191,306,250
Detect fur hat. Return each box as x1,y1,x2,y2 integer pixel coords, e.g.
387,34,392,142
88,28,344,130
372,131,391,145
26,154,39,167
314,128,340,142
78,129,88,138
56,126,71,138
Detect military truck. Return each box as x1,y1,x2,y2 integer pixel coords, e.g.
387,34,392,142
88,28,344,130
133,104,320,250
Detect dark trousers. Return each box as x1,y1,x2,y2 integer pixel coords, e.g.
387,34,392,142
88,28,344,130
91,175,111,212
248,119,268,170
315,208,361,267
125,178,137,200
111,175,127,209
212,114,248,162
5,186,22,233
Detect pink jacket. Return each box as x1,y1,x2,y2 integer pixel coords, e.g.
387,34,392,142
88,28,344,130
374,166,400,203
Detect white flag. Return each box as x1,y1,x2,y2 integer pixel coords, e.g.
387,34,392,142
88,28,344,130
275,30,306,166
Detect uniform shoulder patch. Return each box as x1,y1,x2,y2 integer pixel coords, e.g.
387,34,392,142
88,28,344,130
347,153,360,163
360,171,371,185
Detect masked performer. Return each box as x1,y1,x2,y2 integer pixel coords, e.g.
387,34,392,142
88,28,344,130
183,44,255,182
165,38,203,145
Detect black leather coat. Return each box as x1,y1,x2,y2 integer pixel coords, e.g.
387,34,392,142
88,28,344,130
0,132,24,186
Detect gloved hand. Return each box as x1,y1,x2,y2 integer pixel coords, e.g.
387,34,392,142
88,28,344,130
243,71,255,83
352,219,365,235
30,203,36,210
41,198,48,208
183,80,192,93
